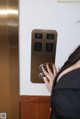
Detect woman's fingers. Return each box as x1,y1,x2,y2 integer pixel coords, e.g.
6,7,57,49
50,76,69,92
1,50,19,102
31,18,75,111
43,76,52,92
41,63,57,80
58,67,60,72
41,66,51,81
52,64,57,77
43,76,49,86
46,63,53,76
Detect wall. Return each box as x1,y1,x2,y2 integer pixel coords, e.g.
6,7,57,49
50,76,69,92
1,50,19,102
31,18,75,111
19,0,80,95
19,96,50,119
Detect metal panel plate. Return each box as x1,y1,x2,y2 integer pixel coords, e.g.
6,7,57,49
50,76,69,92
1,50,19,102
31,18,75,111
31,29,57,83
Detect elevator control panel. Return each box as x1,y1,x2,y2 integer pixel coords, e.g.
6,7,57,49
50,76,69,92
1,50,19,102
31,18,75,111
31,29,57,83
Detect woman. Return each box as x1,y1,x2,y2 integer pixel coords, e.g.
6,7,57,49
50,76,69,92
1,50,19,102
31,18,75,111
41,45,80,119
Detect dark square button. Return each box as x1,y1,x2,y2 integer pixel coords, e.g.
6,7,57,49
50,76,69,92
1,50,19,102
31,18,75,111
46,34,54,40
34,33,43,39
34,42,42,51
46,43,53,52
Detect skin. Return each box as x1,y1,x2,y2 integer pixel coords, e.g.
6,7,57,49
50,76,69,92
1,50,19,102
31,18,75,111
42,60,80,92
41,63,59,92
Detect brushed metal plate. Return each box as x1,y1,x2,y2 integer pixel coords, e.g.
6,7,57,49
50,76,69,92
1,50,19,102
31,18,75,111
31,29,57,83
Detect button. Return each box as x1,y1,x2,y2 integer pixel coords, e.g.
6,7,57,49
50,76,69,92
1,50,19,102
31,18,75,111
46,34,54,40
46,43,54,52
39,64,45,71
39,72,45,79
34,42,42,51
34,33,43,39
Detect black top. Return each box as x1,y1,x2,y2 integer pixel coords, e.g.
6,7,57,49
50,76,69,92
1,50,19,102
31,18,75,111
50,68,80,119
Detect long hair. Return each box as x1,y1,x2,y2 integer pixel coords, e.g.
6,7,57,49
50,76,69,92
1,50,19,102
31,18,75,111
53,45,80,88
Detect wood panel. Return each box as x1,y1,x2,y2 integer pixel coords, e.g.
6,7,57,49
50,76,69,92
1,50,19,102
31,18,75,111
20,96,51,119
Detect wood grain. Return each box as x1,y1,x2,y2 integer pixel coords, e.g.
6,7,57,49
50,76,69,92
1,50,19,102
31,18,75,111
20,95,51,119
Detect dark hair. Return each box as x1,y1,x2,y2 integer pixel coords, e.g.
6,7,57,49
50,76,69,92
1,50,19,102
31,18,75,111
53,45,80,87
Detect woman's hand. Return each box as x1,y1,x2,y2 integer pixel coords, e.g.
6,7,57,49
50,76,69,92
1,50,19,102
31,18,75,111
41,63,59,92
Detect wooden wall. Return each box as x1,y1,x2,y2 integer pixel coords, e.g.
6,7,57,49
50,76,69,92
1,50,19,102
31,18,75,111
19,96,51,119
